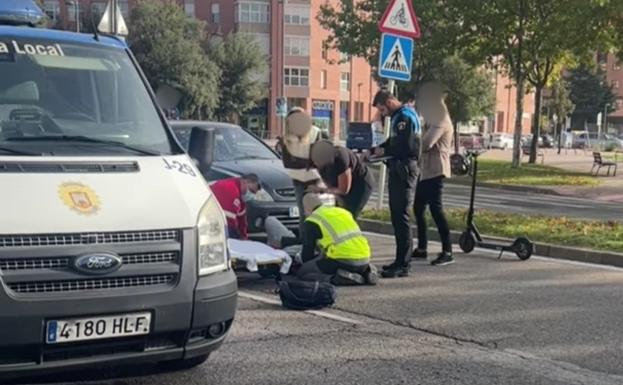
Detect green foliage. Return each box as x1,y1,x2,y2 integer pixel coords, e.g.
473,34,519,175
447,0,609,167
362,208,623,252
208,33,268,123
547,79,575,122
567,65,617,127
317,0,461,84
127,1,220,119
432,55,495,125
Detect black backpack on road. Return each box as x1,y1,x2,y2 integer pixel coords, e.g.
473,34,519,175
277,278,336,311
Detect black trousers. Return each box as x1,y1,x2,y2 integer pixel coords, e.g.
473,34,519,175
388,160,417,266
414,176,452,253
338,174,374,219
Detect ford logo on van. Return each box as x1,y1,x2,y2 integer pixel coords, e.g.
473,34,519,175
72,253,122,275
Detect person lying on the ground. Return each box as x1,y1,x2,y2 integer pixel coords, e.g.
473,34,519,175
209,174,261,240
270,194,377,285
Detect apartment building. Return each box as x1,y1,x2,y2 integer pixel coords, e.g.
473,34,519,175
600,52,623,133
42,0,377,139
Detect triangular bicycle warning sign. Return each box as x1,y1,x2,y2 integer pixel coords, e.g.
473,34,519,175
379,0,421,39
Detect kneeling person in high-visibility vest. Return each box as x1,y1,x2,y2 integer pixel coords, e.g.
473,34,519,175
296,193,378,285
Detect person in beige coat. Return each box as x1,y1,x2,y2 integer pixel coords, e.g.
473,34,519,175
413,82,455,266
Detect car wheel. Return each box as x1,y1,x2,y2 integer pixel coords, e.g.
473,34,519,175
160,354,210,371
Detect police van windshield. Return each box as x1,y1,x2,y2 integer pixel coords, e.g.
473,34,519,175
0,38,175,156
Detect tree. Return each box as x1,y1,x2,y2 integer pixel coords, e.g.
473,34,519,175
545,79,575,153
127,1,220,119
207,33,268,123
448,0,608,167
567,65,616,129
431,56,495,153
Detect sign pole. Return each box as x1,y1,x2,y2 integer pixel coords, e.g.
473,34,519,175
376,79,395,210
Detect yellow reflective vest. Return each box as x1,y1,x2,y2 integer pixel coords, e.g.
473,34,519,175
305,206,370,261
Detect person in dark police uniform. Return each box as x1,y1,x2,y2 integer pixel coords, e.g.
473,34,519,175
371,90,421,278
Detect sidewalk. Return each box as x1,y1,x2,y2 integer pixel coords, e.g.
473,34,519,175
478,149,623,203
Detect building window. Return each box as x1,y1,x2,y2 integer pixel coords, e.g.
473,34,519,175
322,46,328,61
615,61,622,71
91,2,106,23
284,5,310,25
340,73,350,92
284,67,309,87
236,1,270,24
43,0,60,22
118,0,129,19
616,99,623,109
285,36,310,56
356,102,365,121
613,80,620,89
248,33,270,56
320,70,327,89
211,3,220,23
184,0,195,18
340,52,349,63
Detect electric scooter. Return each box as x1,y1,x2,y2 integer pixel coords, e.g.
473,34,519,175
458,150,534,261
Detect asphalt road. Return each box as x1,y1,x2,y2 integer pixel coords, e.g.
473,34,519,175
15,234,623,385
369,182,623,222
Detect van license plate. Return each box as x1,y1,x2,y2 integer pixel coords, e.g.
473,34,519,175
46,313,151,344
289,206,299,218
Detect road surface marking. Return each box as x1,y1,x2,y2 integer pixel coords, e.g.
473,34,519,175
363,232,623,272
239,291,363,325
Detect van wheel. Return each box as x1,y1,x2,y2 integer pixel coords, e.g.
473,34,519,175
160,354,210,371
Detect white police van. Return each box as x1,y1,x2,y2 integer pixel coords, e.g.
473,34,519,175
0,1,236,378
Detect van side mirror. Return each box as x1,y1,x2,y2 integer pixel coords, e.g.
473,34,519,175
188,126,215,174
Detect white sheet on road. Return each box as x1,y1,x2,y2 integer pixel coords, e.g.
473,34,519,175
228,239,292,274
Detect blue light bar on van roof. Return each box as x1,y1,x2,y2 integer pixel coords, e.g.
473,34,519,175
0,0,45,26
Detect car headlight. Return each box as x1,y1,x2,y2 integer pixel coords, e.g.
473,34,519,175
253,189,274,202
197,195,229,276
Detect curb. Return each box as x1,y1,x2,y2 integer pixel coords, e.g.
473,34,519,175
359,219,623,268
446,178,562,196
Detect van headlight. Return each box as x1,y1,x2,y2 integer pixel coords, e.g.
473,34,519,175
197,195,229,276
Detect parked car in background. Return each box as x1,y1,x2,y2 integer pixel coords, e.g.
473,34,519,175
490,133,515,149
170,121,333,235
541,135,555,148
346,122,384,152
572,132,623,150
459,133,486,149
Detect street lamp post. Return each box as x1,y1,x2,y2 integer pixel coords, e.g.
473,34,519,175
604,103,610,137
65,0,79,33
279,0,287,137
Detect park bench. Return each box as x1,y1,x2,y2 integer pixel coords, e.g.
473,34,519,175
592,152,617,176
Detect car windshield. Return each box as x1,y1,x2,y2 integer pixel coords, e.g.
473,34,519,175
0,38,175,155
173,124,277,162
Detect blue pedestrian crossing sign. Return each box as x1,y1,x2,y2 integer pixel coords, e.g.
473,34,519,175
378,33,414,82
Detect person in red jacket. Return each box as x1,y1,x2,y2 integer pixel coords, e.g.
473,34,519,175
209,174,261,240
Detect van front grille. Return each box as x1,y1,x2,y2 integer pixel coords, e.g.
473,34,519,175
0,252,178,271
0,230,180,248
7,274,177,294
0,229,185,297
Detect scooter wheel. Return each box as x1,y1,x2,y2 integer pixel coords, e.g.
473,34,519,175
459,231,476,253
513,237,534,260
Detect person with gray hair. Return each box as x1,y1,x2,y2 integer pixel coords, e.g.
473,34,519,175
278,108,325,235
413,81,454,266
